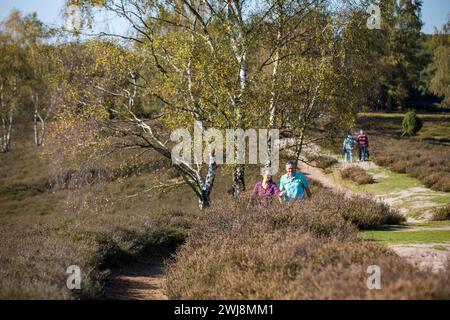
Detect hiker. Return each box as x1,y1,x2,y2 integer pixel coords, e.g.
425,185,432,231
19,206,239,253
279,160,312,204
342,133,356,163
357,129,369,161
249,169,285,207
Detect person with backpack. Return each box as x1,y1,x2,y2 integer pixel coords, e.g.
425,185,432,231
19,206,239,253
342,133,356,163
279,160,311,204
357,129,369,161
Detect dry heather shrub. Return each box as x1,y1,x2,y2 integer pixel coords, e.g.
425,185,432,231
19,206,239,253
335,194,405,229
166,198,449,299
390,161,408,173
431,205,450,221
423,172,444,188
297,187,404,229
371,137,450,192
433,178,450,193
340,166,374,185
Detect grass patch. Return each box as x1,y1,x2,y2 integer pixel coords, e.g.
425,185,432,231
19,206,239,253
0,131,201,299
430,194,450,204
327,166,421,195
360,230,450,244
432,245,448,251
406,220,450,227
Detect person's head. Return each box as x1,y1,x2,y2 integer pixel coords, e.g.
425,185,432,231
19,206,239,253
261,168,273,183
285,160,296,177
360,129,364,134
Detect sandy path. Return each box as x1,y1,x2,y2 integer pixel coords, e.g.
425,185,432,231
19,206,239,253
389,244,450,273
104,251,170,300
300,161,355,197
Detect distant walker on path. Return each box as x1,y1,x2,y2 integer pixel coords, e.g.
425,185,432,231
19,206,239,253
357,129,369,161
342,133,356,163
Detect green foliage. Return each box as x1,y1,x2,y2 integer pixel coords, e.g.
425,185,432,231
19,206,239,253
402,110,423,135
429,21,450,107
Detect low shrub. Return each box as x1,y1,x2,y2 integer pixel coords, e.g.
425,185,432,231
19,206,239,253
340,166,375,185
431,205,450,221
402,110,423,136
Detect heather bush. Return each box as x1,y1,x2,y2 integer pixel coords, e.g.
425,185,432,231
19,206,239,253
340,166,375,185
431,205,450,221
370,137,450,192
166,198,448,299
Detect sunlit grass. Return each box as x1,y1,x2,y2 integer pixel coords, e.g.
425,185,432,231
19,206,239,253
406,220,450,227
360,230,450,244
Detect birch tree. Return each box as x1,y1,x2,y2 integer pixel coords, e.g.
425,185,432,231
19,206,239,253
56,0,374,208
0,11,30,152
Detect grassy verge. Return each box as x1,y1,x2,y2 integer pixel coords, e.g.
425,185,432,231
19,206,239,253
327,166,422,194
406,221,450,227
360,230,450,244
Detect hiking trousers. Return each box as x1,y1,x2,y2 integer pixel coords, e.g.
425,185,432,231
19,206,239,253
344,149,353,163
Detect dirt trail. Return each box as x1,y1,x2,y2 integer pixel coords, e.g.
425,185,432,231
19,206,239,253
104,247,172,300
301,161,354,197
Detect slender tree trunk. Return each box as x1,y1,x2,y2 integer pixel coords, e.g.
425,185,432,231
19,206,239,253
185,34,218,208
2,106,13,152
1,117,5,152
198,158,217,209
2,80,15,152
231,51,248,196
0,89,4,152
35,111,46,146
38,112,45,146
232,164,245,196
227,1,248,197
268,3,283,129
33,94,39,146
267,14,282,169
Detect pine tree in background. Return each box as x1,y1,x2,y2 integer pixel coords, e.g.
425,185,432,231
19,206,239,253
402,109,423,135
381,0,424,110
